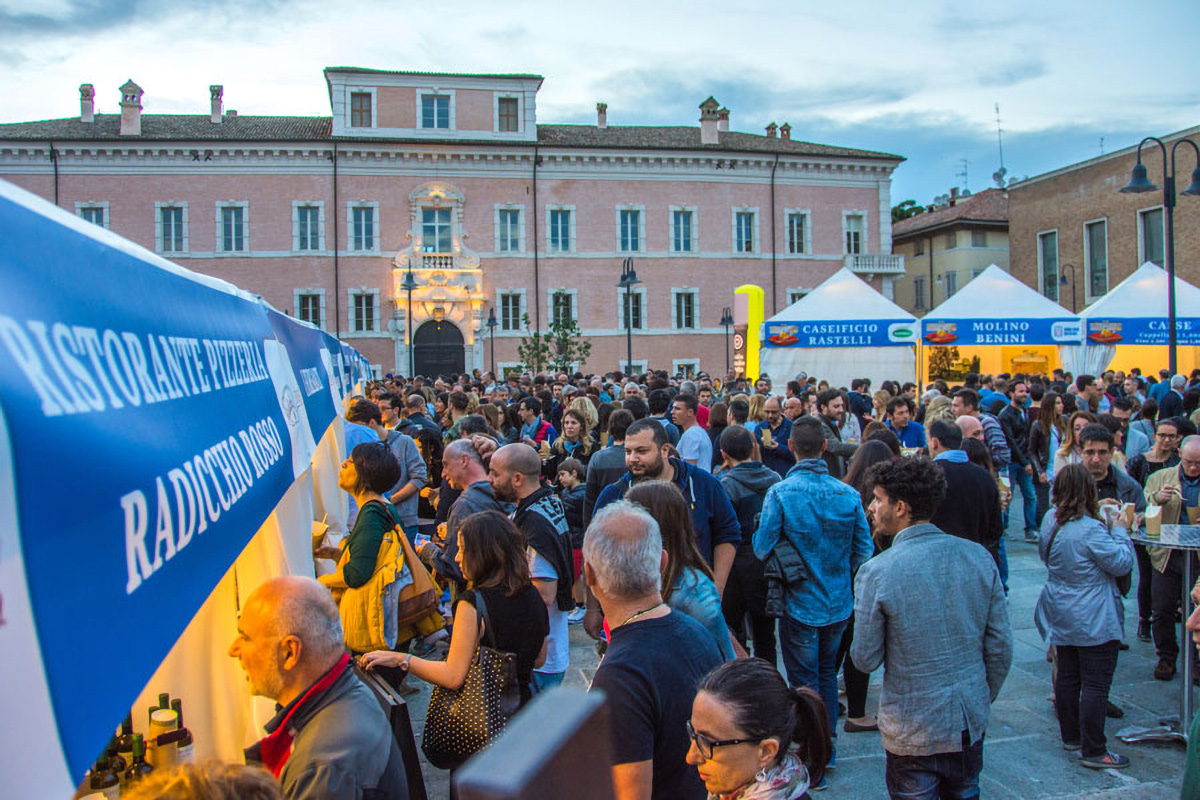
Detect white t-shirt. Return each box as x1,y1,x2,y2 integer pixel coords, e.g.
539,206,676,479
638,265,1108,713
529,550,569,674
678,425,713,473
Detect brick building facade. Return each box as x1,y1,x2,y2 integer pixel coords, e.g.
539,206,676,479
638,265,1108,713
0,69,903,378
1008,125,1200,314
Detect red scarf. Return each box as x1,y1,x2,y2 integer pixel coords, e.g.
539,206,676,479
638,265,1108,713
257,652,352,777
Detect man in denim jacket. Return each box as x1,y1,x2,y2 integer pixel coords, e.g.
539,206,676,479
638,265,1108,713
753,416,873,742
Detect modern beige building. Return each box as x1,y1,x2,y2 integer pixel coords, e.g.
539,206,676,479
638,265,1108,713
890,188,1009,315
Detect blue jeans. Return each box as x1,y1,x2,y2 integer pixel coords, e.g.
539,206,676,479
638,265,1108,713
779,615,849,736
885,733,983,800
530,670,565,695
1008,464,1038,534
996,534,1009,594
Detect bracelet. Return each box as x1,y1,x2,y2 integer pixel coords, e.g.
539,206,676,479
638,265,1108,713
401,654,412,672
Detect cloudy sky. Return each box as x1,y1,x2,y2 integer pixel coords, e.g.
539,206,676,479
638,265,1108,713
1,0,1196,205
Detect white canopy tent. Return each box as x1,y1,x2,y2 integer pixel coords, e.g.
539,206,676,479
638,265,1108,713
758,268,918,388
920,264,1080,379
1066,262,1200,376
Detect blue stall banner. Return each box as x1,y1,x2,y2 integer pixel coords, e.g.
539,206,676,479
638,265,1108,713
761,319,918,347
922,318,1082,346
266,309,339,448
0,189,363,782
1084,318,1200,346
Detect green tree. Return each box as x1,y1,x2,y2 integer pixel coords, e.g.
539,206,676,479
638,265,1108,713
892,199,926,223
516,291,592,373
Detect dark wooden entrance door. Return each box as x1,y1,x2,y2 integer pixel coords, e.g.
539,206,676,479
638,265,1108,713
413,320,465,378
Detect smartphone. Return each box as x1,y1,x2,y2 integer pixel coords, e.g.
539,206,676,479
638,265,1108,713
414,533,431,549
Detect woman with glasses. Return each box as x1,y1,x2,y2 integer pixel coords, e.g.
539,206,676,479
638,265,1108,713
685,658,830,799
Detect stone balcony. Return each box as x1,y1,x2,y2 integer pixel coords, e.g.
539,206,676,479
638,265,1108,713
844,253,905,275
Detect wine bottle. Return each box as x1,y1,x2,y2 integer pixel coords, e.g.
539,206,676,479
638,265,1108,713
114,715,135,783
124,734,154,784
171,699,195,763
104,742,126,779
151,692,170,725
87,754,120,800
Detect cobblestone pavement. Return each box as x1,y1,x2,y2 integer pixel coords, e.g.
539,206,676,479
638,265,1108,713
409,495,1188,799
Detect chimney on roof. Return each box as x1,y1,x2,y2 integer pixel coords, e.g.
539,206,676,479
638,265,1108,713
780,122,791,140
597,102,607,129
699,96,720,145
717,107,729,132
949,186,959,207
766,122,778,139
79,84,94,124
210,85,223,124
119,79,143,136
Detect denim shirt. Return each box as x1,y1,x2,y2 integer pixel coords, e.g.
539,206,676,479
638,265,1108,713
669,566,736,660
752,458,872,626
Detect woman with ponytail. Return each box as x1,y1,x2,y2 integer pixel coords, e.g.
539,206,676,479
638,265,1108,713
686,658,831,799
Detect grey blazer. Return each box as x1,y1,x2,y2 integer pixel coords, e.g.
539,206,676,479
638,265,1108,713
853,523,1012,756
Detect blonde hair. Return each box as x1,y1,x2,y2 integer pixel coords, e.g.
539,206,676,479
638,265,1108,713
747,394,767,423
120,762,280,800
568,396,599,432
924,395,954,424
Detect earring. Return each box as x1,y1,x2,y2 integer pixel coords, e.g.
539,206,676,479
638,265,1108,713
755,766,770,783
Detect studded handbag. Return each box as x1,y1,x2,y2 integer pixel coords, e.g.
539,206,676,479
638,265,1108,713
420,590,521,770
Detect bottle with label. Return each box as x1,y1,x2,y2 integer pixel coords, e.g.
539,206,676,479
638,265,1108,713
114,715,135,783
171,699,195,763
104,742,126,779
87,755,120,800
147,707,180,768
151,692,170,724
124,734,154,784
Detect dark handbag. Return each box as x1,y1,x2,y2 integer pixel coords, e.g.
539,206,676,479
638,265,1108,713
763,537,810,618
421,590,521,770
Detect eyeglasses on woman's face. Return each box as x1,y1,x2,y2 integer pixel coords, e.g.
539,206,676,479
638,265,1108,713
685,719,760,760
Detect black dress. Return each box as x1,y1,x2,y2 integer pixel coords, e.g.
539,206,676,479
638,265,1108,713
458,586,549,705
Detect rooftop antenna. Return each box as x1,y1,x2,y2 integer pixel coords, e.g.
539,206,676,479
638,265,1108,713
957,159,970,193
1099,136,1105,155
991,103,1008,188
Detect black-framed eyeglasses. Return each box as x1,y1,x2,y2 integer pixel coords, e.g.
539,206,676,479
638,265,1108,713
685,720,760,759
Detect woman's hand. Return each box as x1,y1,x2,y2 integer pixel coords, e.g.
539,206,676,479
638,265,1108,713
358,650,407,671
314,546,342,561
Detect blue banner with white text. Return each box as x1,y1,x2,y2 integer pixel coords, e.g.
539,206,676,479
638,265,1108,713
0,184,361,782
1081,317,1200,346
761,319,919,347
922,317,1082,346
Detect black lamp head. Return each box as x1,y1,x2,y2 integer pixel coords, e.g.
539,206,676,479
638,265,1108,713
1119,161,1157,194
401,270,419,291
1182,165,1200,197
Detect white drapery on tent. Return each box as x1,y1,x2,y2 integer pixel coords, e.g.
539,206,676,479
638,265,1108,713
758,268,918,388
1063,262,1200,375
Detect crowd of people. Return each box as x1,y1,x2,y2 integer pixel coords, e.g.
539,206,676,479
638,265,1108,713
149,363,1200,799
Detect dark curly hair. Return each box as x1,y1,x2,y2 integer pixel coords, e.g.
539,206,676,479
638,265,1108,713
866,455,946,522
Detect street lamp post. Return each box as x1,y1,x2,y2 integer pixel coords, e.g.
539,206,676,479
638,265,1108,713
401,266,419,378
486,306,498,378
1058,263,1077,313
617,257,641,374
719,306,735,376
1119,135,1200,375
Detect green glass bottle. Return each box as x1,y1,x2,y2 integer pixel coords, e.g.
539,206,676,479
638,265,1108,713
124,734,154,784
87,754,120,800
171,698,195,763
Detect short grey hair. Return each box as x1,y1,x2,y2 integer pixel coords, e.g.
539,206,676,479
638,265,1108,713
1173,374,1187,389
680,380,697,395
583,500,662,599
269,577,344,658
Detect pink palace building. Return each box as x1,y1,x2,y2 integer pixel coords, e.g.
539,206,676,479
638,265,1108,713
0,68,904,378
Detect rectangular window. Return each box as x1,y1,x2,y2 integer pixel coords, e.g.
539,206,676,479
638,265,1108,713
220,205,246,252
944,231,958,250
79,204,106,228
844,213,865,254
497,97,519,132
500,292,523,331
787,212,807,254
1038,230,1059,301
422,207,451,252
621,291,644,330
551,292,575,325
350,92,372,128
351,292,376,332
549,209,572,252
421,94,450,129
913,277,927,310
674,291,697,330
620,209,641,252
297,293,322,327
787,289,808,305
735,211,755,253
1085,219,1108,298
914,239,925,256
159,206,185,252
944,270,958,297
1140,208,1164,267
971,230,987,248
351,206,375,251
671,209,694,253
297,205,321,251
498,208,521,252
